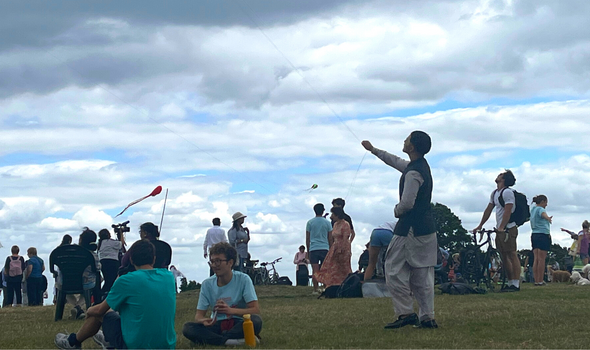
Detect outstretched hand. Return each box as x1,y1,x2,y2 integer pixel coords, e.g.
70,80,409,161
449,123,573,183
361,140,374,152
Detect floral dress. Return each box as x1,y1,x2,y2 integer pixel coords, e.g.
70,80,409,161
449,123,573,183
315,220,352,287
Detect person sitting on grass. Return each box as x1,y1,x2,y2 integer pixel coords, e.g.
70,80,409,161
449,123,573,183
54,239,176,349
183,242,262,346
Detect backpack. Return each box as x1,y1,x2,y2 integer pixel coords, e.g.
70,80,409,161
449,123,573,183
276,276,292,286
337,272,363,298
319,285,340,299
498,188,530,227
439,282,486,295
8,256,23,277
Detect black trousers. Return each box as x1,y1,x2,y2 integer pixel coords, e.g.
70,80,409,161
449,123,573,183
5,275,23,306
183,314,262,346
27,276,45,306
100,259,120,297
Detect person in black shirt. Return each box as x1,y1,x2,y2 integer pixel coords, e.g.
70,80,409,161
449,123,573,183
119,222,172,275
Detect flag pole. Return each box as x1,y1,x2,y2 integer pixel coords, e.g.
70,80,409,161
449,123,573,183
159,188,169,234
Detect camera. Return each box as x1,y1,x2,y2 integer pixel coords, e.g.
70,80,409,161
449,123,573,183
112,221,130,244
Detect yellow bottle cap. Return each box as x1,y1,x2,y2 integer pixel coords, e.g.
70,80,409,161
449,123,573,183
243,314,251,319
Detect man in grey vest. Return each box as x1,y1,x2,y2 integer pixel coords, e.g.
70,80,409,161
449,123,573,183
362,131,438,329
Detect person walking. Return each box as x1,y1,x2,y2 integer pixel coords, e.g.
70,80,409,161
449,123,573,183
228,212,250,272
293,246,310,286
4,245,26,307
314,207,353,287
362,131,438,329
473,169,522,292
204,218,227,276
529,195,552,285
97,229,122,298
306,203,333,295
25,247,45,306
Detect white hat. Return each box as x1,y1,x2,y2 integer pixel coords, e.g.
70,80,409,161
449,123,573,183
232,212,247,222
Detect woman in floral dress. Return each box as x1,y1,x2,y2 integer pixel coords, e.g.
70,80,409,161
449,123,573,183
315,206,352,287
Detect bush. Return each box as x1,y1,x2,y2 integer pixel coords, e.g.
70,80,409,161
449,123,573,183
179,277,201,292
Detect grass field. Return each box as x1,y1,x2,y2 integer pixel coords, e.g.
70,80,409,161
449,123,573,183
0,282,586,349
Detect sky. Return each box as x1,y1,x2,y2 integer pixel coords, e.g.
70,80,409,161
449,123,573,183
2,0,590,303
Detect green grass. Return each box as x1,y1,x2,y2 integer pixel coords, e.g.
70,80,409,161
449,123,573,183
0,283,586,348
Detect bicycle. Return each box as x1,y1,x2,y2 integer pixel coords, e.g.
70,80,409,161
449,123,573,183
260,257,282,285
461,229,506,292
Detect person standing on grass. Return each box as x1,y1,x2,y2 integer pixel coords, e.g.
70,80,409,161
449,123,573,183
293,245,310,286
306,203,333,295
529,195,553,286
362,131,438,329
54,239,176,349
25,247,45,306
183,242,262,346
473,170,522,292
315,207,353,287
3,245,26,307
561,222,590,265
204,218,227,276
228,212,250,272
97,229,121,298
331,198,355,243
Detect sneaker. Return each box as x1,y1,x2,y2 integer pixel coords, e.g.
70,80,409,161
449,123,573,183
224,338,260,346
76,309,86,320
384,313,419,329
508,285,520,292
93,330,113,350
54,333,80,349
224,338,245,346
416,319,439,329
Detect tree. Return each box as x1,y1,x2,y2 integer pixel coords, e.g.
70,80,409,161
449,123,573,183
179,278,201,292
432,202,473,253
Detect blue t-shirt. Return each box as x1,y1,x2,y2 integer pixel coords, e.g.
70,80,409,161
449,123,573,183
306,217,332,251
530,206,551,234
106,269,176,349
197,271,257,321
26,256,44,278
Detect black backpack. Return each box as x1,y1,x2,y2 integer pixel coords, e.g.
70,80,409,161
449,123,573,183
439,282,486,295
498,188,530,227
337,272,363,298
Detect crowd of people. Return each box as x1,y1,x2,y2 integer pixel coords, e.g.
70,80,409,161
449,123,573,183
3,129,589,348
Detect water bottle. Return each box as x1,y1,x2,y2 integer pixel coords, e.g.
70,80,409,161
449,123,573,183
242,314,256,347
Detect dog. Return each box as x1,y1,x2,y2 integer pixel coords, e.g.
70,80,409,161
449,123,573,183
582,264,590,279
570,271,590,285
552,270,571,282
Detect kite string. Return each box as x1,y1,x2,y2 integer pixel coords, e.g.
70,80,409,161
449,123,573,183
345,152,367,201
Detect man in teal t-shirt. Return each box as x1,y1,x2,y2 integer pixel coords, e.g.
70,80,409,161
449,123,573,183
54,239,176,349
306,203,333,294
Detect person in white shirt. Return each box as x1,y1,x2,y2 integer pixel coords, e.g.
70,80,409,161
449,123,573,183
170,265,186,293
204,218,227,276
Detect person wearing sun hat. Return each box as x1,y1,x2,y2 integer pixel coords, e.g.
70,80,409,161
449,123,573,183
228,212,250,272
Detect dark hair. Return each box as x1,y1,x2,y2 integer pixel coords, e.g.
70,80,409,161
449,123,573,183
27,247,37,256
212,218,221,226
11,245,19,254
129,239,156,267
97,229,111,250
502,169,516,187
209,242,237,266
332,198,345,208
80,227,98,251
313,203,325,216
583,220,590,230
410,131,432,156
532,195,547,204
60,234,72,246
330,206,346,220
299,245,305,251
140,222,159,238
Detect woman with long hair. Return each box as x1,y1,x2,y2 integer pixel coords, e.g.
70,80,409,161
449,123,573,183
314,207,352,287
97,229,122,297
228,212,250,272
529,195,552,285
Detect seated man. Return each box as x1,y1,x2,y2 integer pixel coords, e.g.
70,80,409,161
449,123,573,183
119,222,172,275
54,240,176,349
183,242,262,346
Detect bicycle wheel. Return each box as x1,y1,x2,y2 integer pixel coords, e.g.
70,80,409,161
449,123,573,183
488,249,504,292
254,273,262,286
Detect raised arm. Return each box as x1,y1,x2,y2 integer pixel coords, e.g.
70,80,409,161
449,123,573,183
362,140,409,173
